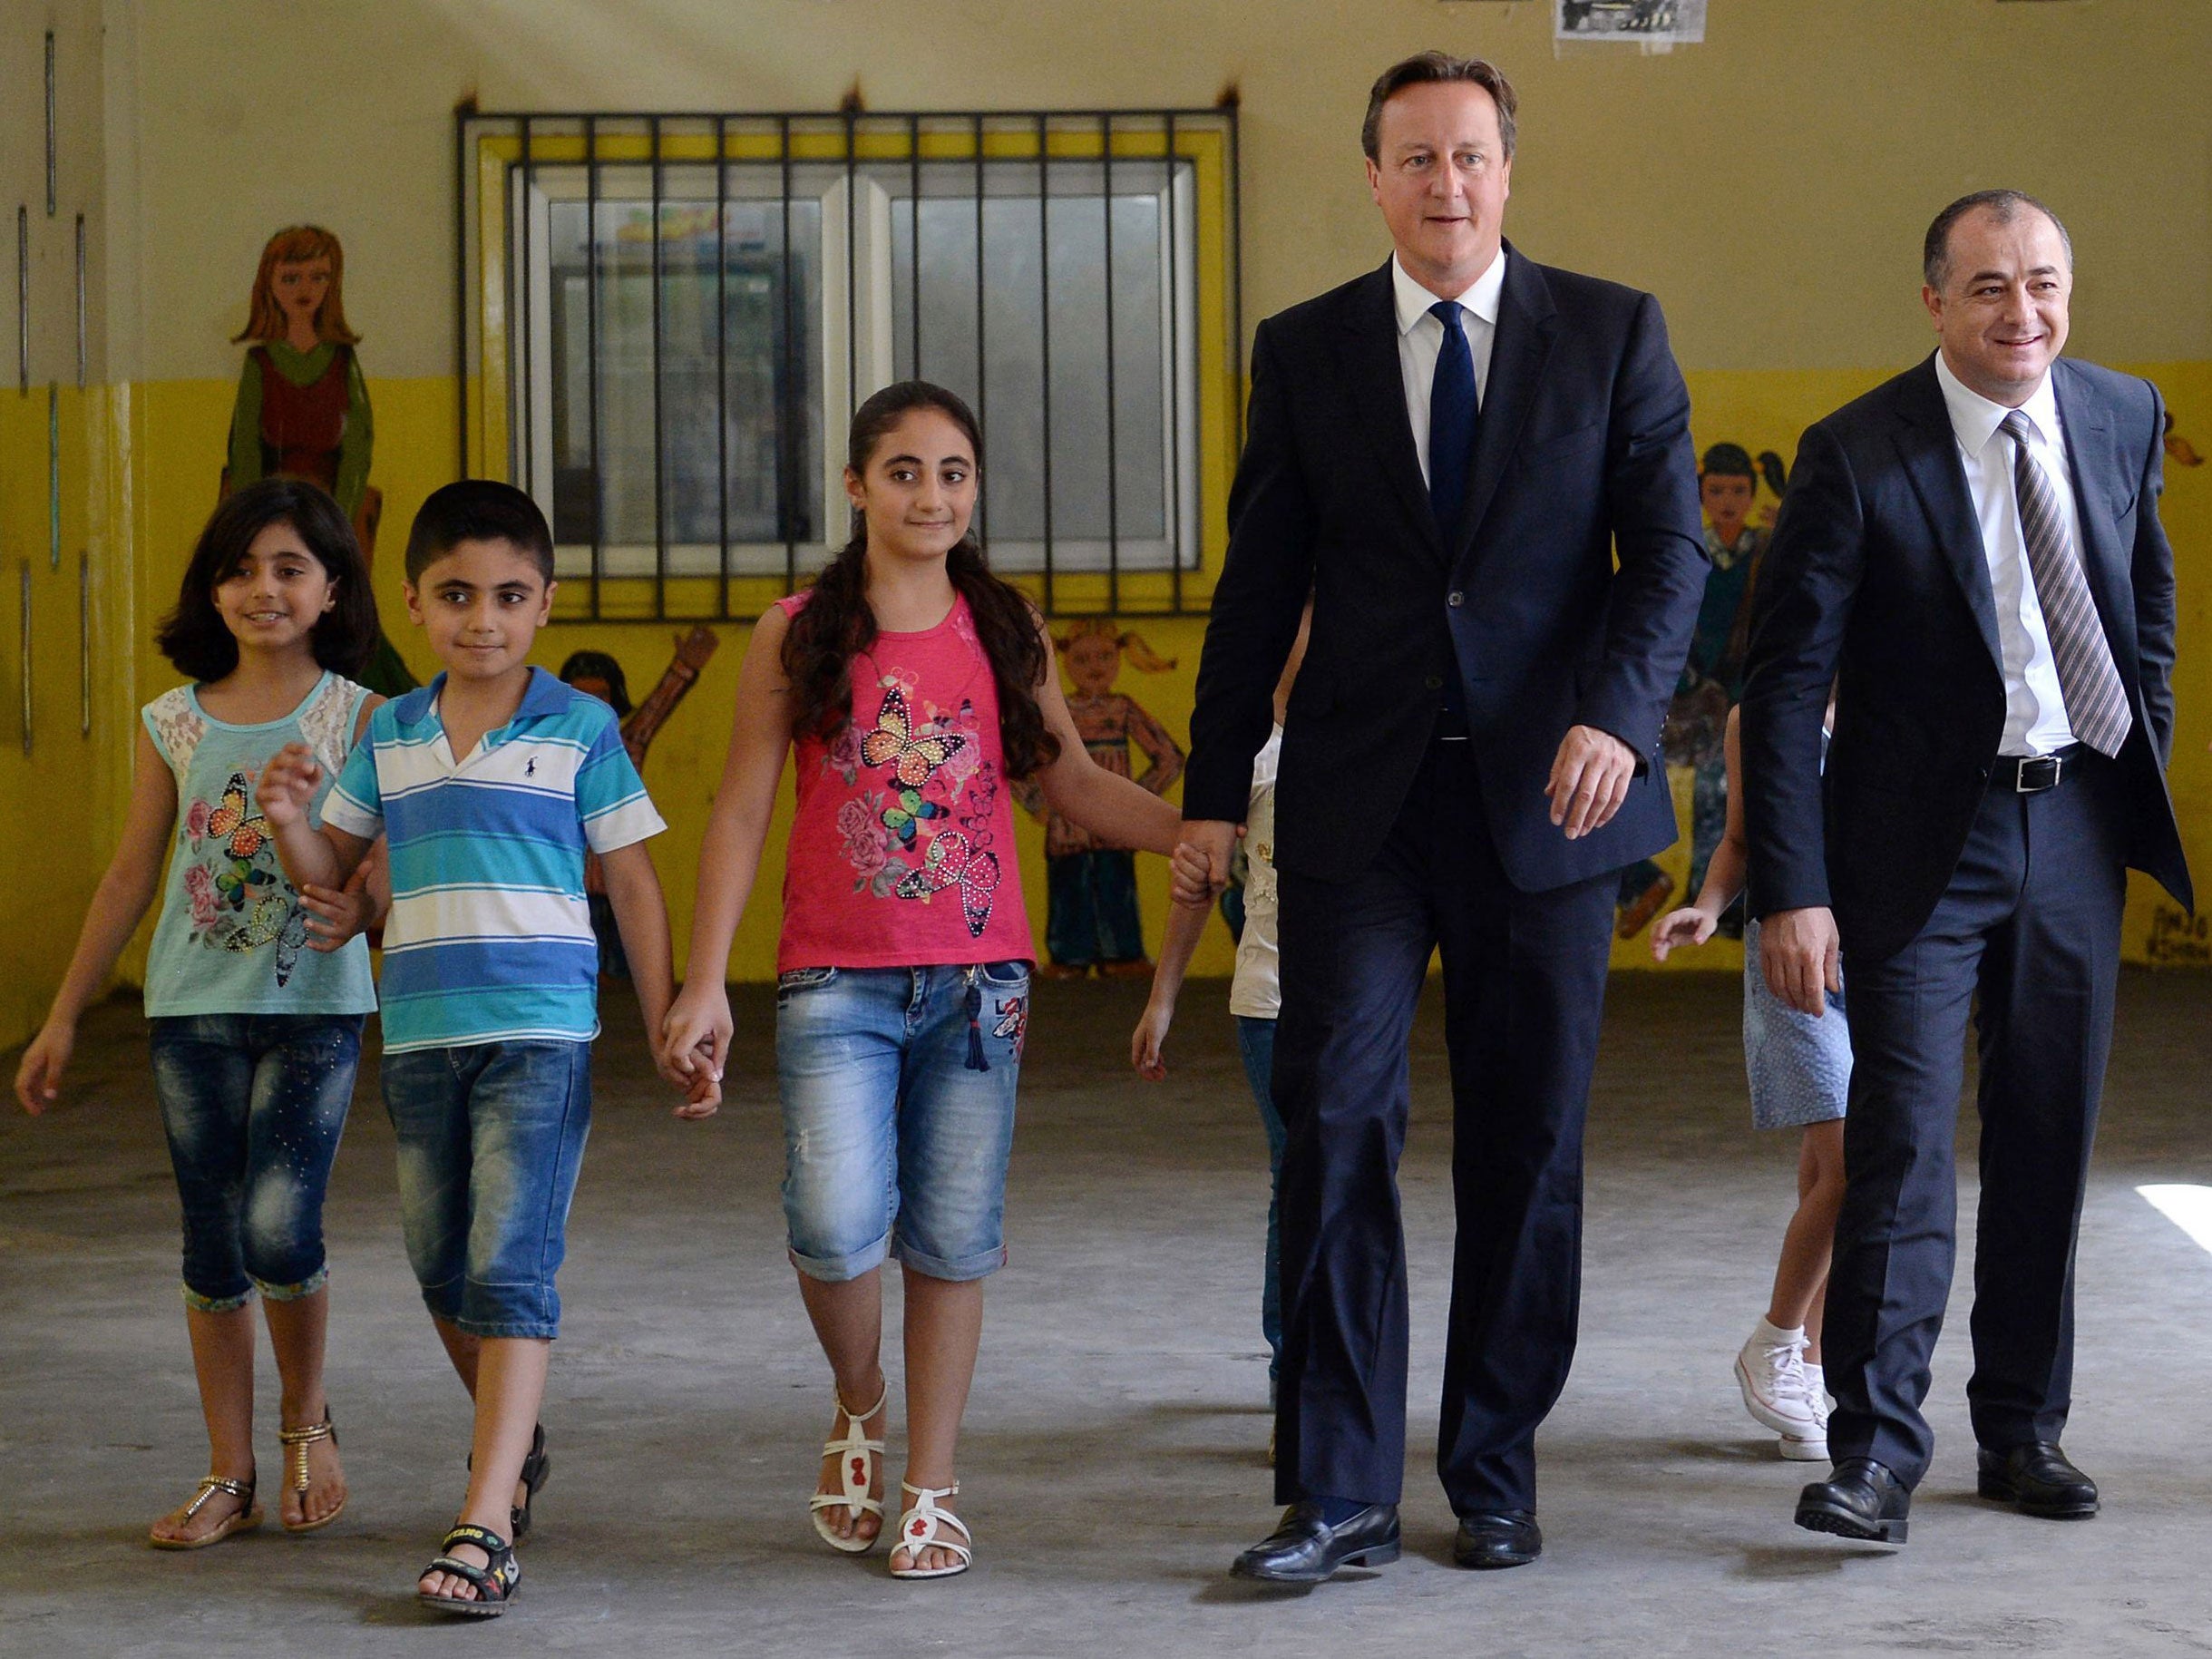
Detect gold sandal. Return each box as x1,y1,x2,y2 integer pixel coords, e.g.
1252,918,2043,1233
277,1411,346,1533
148,1475,261,1550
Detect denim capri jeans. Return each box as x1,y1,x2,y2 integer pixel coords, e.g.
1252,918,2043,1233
776,961,1030,1283
148,1013,366,1312
381,1039,593,1340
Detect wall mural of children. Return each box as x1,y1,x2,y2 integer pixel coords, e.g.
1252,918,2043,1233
1615,442,1787,942
225,224,415,699
1016,619,1184,978
559,627,722,978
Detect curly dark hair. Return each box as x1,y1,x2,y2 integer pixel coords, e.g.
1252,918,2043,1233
155,478,379,683
782,381,1060,779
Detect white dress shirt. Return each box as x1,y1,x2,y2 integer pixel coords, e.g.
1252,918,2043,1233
1392,248,1506,486
1933,351,2081,756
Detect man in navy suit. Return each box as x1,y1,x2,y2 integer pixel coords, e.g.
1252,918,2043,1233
1175,52,1706,1582
1743,191,2191,1546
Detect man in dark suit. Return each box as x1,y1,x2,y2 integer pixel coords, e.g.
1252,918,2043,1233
1743,190,2191,1546
1174,52,1707,1583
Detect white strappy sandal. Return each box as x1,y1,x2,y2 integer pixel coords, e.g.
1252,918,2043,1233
809,1381,888,1554
889,1480,973,1580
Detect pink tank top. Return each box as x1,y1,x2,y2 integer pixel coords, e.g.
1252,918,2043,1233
776,590,1035,972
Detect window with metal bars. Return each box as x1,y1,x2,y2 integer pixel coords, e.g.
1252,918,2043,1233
455,109,1242,621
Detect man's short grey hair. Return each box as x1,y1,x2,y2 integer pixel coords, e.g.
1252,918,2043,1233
1923,190,2073,290
1361,52,1518,162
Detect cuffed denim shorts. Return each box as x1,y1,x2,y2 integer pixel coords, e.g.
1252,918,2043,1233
381,1039,593,1340
776,961,1029,1283
149,1013,365,1312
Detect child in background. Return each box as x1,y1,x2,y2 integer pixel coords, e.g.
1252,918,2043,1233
258,480,705,1616
1651,698,1848,1461
15,479,383,1547
559,628,720,980
1019,617,1184,978
1132,602,1310,1451
662,381,1180,1579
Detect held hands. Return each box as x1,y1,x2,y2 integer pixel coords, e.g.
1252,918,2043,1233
1759,905,1843,1017
1545,726,1638,841
14,1021,73,1115
298,865,377,954
659,982,733,1120
1171,820,1241,906
1649,906,1717,962
255,742,324,828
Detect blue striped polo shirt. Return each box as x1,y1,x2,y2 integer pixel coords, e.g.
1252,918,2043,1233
323,667,666,1053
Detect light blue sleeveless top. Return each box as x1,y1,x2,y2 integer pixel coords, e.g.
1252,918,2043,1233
141,672,377,1018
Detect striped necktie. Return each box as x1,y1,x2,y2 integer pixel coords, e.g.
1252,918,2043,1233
1998,409,2131,758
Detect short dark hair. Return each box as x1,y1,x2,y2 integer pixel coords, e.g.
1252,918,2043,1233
1700,442,1756,480
404,479,555,583
1923,189,2072,290
1361,52,1518,162
558,649,632,717
155,478,378,683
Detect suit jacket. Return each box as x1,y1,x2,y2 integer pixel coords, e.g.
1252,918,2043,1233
1741,354,2192,964
1183,249,1709,892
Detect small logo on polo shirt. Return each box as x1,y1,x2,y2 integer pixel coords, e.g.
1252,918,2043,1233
526,757,537,777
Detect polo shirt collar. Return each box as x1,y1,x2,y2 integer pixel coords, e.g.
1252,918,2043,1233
401,666,570,732
1392,246,1506,337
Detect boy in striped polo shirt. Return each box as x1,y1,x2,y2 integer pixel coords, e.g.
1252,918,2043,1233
259,480,713,1615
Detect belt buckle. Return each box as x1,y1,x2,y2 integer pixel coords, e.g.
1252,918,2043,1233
2015,754,2061,793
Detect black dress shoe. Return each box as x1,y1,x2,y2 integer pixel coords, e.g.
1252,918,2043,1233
1976,1442,2099,1518
1452,1509,1541,1569
1229,1502,1400,1585
1795,1458,1911,1544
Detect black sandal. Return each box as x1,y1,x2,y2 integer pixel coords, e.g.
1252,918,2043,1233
513,1423,551,1539
465,1422,551,1539
417,1522,519,1617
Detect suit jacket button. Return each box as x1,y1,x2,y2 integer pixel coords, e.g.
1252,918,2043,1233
1424,674,1444,690
1447,590,1465,608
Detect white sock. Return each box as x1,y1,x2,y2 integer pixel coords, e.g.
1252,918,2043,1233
1751,1316,1806,1349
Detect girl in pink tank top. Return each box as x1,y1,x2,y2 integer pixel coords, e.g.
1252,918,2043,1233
664,382,1180,1579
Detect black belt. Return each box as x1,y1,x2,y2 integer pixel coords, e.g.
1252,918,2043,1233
1993,743,2084,794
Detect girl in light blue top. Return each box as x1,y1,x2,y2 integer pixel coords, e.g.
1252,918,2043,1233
15,480,385,1550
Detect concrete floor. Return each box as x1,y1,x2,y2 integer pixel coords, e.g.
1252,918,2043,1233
4,971,2210,1657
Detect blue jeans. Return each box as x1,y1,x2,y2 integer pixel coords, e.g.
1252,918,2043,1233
1234,1015,1287,1389
776,962,1029,1283
1045,851,1145,967
148,1014,365,1312
381,1040,593,1340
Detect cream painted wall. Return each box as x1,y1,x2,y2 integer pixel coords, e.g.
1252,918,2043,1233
117,0,2212,383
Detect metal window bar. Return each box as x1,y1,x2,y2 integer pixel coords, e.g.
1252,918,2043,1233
44,34,56,217
48,385,60,568
79,551,91,737
457,106,1236,621
18,562,30,756
74,215,85,387
15,206,26,395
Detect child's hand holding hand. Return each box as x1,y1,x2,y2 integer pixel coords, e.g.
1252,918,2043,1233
672,1049,722,1120
256,743,323,828
660,984,731,1118
1650,906,1717,962
14,1020,73,1115
1131,999,1174,1081
299,862,378,953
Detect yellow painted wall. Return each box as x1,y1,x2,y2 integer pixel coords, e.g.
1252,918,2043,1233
10,0,2212,1052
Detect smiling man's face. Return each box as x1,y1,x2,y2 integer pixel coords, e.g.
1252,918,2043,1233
1367,79,1513,298
1924,205,2071,406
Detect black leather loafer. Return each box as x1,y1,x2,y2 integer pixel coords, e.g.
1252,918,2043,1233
1795,1458,1911,1543
1452,1509,1541,1569
1976,1442,2099,1518
1229,1502,1401,1585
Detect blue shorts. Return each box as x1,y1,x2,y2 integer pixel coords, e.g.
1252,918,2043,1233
775,962,1029,1283
149,1014,365,1312
381,1039,593,1340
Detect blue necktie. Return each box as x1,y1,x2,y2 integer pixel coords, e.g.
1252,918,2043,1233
1428,299,1480,535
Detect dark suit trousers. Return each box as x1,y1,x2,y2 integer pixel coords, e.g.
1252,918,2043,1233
1825,755,2129,1487
1270,737,1616,1514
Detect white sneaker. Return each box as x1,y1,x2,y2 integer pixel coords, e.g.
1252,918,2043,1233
1735,1322,1823,1439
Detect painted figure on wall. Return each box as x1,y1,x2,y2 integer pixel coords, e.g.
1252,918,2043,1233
1615,442,1787,940
558,628,721,979
1017,619,1184,978
225,224,414,698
